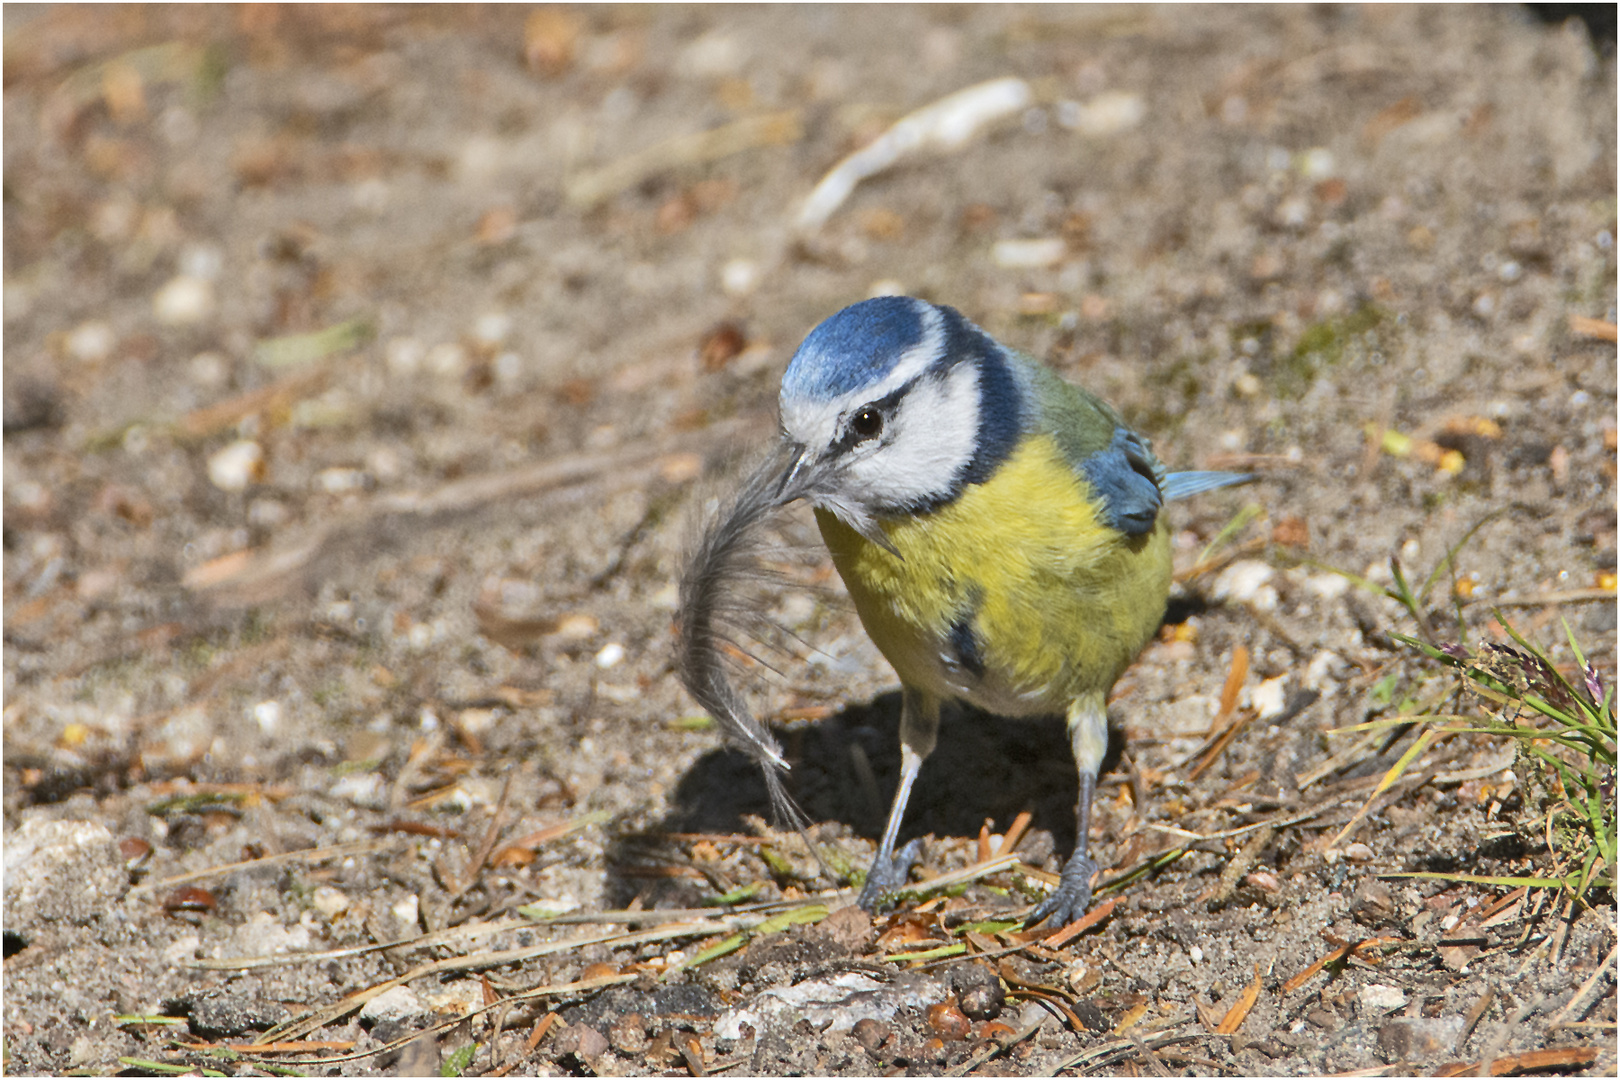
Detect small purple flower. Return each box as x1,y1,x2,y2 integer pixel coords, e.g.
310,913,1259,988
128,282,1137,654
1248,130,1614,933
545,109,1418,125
1583,662,1605,706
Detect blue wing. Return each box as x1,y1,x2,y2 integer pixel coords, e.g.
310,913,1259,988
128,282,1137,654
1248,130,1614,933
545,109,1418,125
1079,429,1165,536
1081,430,1253,535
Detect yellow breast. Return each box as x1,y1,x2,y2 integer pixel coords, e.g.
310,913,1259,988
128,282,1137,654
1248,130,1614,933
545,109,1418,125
816,433,1171,713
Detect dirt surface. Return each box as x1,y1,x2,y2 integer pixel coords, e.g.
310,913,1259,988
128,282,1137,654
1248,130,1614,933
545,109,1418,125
3,5,1616,1077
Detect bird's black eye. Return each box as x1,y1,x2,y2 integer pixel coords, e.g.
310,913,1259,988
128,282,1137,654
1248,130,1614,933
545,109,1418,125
850,407,884,441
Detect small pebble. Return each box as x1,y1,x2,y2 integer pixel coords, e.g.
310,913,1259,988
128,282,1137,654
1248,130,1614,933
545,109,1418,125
252,700,281,735
1351,879,1397,925
951,964,1005,1021
1055,91,1145,136
1211,560,1276,608
927,1000,973,1040
1275,196,1310,229
426,341,469,378
473,311,512,345
179,244,224,281
594,642,626,669
317,467,368,494
1244,870,1282,892
311,885,351,919
118,836,154,870
359,985,427,1026
391,894,420,927
66,321,116,363
248,498,288,527
1251,676,1289,720
991,237,1066,268
1359,983,1407,1011
721,258,760,295
153,274,216,326
385,337,425,374
608,1013,648,1055
852,1017,888,1055
163,885,217,913
494,351,524,386
1299,147,1335,179
206,440,264,492
189,351,230,387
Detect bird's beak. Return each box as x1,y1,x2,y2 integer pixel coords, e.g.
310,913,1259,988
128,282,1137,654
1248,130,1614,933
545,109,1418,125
739,439,900,557
773,441,815,506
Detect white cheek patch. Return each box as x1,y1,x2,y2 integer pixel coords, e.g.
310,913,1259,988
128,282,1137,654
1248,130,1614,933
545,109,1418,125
848,363,980,509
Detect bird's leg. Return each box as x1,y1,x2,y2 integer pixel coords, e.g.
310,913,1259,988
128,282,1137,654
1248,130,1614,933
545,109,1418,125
856,688,939,912
1028,692,1109,928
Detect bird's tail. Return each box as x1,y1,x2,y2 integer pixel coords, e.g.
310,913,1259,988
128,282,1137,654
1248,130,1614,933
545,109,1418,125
1161,470,1253,501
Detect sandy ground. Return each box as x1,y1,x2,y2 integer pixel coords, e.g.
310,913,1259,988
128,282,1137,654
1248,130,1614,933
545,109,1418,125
3,5,1616,1076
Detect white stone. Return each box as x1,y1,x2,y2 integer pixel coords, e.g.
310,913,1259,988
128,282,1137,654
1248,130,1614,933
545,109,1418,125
721,258,760,296
66,320,116,363
232,911,312,956
391,894,420,928
385,336,425,374
359,985,429,1026
1251,676,1289,720
311,885,351,919
1299,147,1335,179
1305,651,1347,691
1305,573,1351,600
153,275,216,326
1211,560,1277,609
207,440,264,492
330,772,387,809
180,245,224,281
992,237,1067,268
189,351,230,387
1359,983,1407,1011
713,971,945,1039
426,342,469,378
252,700,281,735
473,312,513,345
317,467,368,494
594,642,626,669
1055,91,1145,136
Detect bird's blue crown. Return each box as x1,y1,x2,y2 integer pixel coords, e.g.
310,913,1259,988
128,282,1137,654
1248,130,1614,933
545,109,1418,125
781,296,928,403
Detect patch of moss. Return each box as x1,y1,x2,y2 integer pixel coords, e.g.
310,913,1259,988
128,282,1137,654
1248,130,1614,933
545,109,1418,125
1274,304,1388,399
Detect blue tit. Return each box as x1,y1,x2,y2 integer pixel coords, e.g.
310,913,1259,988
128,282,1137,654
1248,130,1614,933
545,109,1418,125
678,296,1249,927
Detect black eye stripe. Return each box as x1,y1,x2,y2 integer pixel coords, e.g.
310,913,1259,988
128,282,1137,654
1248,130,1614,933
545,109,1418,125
831,382,911,453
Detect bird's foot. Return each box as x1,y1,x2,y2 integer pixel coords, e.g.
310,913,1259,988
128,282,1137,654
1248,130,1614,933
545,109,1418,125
1026,852,1099,930
856,838,924,913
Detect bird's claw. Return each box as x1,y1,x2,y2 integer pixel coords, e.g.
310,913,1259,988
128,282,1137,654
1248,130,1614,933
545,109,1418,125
856,838,924,912
1026,853,1099,930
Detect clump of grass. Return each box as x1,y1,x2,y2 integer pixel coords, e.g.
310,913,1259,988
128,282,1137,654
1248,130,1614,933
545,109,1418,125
1305,497,1614,903
1398,617,1615,900
1342,537,1615,902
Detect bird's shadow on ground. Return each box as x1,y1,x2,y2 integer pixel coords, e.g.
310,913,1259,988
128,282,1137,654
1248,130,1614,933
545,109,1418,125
604,692,1127,909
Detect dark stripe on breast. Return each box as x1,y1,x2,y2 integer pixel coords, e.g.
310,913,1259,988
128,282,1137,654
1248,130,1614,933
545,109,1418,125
948,611,986,680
